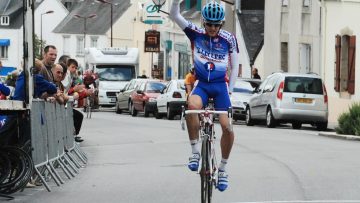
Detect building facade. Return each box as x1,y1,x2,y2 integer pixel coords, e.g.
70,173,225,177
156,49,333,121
320,0,360,123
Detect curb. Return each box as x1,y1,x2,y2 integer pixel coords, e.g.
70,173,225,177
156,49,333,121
318,132,360,141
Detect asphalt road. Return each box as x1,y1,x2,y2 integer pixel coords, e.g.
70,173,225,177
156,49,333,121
11,109,360,203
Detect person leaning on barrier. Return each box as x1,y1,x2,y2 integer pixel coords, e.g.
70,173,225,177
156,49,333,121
40,45,57,82
0,81,10,100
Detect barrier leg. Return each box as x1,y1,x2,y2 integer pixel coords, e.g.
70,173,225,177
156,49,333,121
58,158,76,178
34,166,51,192
56,159,72,180
45,163,61,186
75,143,88,160
66,152,83,168
73,147,87,164
62,155,79,174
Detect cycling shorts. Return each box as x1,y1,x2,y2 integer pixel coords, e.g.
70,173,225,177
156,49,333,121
191,80,231,111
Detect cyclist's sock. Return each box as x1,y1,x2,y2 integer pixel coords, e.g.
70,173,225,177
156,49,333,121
218,158,228,171
190,139,200,154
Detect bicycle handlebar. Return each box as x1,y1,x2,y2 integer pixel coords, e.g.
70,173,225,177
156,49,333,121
184,110,229,115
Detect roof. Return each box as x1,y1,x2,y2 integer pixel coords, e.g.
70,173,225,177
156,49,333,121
0,0,45,29
237,0,264,64
53,0,131,35
0,0,23,29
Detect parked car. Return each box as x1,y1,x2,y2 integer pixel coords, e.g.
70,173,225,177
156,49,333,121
245,72,328,130
130,80,166,117
155,79,186,120
231,78,261,121
115,78,146,114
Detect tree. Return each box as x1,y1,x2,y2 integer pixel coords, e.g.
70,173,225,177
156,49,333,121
34,34,45,59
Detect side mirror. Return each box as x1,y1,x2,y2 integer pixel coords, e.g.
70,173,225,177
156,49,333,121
136,90,144,94
264,85,273,92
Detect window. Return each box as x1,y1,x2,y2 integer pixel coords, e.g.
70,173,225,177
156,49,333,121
63,35,70,55
90,36,98,48
303,0,310,7
0,46,8,59
334,35,356,94
76,36,84,55
0,16,9,26
299,43,311,74
282,0,289,7
281,42,288,72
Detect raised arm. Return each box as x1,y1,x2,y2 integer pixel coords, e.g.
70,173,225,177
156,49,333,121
169,0,188,30
228,52,239,93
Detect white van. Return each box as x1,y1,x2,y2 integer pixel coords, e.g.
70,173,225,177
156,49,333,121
85,47,139,106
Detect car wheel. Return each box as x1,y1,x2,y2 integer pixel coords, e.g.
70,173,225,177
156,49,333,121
167,106,174,120
128,102,132,115
316,121,328,131
292,122,302,129
144,104,150,117
245,108,254,126
115,103,122,114
131,103,137,117
154,108,162,119
266,107,276,128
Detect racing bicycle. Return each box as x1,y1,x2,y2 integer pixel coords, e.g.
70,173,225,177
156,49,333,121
181,105,232,203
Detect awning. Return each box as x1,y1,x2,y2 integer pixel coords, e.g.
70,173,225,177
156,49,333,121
0,67,16,76
0,39,10,46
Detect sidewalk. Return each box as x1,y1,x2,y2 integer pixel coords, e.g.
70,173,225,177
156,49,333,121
318,121,360,141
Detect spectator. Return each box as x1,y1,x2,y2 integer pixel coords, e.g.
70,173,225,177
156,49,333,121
184,66,196,96
62,58,78,93
40,45,57,82
252,67,261,79
0,81,10,100
58,55,70,65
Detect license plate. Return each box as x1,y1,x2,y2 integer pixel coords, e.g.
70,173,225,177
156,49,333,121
295,98,313,103
110,98,116,103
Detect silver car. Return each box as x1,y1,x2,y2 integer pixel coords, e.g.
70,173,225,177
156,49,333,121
245,72,328,130
231,78,261,121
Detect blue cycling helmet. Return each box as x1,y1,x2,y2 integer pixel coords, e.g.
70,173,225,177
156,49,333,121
202,2,225,23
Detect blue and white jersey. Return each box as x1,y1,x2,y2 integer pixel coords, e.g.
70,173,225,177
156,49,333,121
184,22,239,83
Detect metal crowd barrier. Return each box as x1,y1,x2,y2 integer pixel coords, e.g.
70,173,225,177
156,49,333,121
30,99,87,192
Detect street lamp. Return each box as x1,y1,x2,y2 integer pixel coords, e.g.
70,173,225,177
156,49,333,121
97,0,116,47
40,10,54,57
74,14,97,54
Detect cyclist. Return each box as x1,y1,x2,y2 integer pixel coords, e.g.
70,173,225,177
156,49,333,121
170,0,239,192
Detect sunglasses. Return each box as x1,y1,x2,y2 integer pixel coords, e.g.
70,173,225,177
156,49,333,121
205,23,222,28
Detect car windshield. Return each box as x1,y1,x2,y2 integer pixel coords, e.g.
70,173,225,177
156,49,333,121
233,80,254,94
284,77,323,94
96,65,135,81
146,82,166,93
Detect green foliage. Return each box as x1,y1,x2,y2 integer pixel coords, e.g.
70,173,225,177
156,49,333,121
34,34,46,59
336,103,360,136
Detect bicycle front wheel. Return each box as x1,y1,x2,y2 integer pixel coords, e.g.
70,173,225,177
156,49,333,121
200,128,213,202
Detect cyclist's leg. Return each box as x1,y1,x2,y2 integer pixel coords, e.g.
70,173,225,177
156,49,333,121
186,82,207,171
214,82,233,191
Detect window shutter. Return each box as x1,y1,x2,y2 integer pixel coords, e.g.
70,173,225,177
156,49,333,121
335,35,341,92
347,35,356,94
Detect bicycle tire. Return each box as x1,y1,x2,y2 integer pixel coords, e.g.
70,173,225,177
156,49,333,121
0,147,28,192
2,147,34,194
0,152,11,184
200,134,208,203
200,123,214,203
